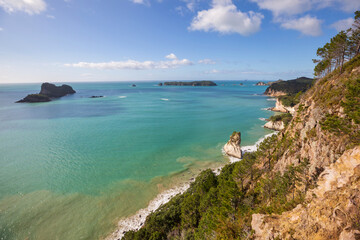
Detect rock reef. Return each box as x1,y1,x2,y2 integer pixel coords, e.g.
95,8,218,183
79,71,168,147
223,131,242,159
17,83,76,103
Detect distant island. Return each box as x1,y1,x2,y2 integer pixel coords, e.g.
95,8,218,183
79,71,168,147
16,83,76,103
163,81,217,86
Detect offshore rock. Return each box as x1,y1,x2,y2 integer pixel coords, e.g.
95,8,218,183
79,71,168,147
17,83,75,103
39,82,76,98
223,131,242,159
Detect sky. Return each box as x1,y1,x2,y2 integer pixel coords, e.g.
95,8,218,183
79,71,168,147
0,0,359,83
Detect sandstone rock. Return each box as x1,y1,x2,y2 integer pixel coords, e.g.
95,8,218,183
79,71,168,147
251,147,360,240
271,98,296,115
223,131,242,159
264,120,284,131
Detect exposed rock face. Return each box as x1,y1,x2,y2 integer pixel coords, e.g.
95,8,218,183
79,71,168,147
17,83,76,103
223,131,242,159
252,147,360,240
271,98,296,114
264,77,313,96
264,120,284,131
158,83,163,86
16,94,51,103
164,81,217,86
39,83,76,98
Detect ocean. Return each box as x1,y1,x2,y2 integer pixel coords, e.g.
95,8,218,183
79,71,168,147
0,81,274,239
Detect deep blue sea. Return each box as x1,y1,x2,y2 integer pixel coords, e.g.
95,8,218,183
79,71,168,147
0,81,274,239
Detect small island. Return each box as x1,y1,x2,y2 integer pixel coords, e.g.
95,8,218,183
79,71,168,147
255,81,267,86
264,77,314,96
16,83,76,103
163,81,217,86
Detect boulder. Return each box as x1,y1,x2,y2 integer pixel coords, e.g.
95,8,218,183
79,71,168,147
223,131,242,159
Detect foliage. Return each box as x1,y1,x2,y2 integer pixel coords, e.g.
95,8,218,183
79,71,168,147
278,91,303,107
264,77,314,96
269,113,293,126
314,11,360,76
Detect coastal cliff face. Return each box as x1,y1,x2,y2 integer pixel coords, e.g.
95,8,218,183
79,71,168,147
271,98,296,115
223,131,242,159
251,57,360,239
252,147,360,240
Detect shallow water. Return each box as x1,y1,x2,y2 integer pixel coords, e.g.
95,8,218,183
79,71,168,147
0,81,273,239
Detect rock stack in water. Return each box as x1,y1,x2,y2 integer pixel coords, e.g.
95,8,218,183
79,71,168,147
17,83,76,103
223,131,242,159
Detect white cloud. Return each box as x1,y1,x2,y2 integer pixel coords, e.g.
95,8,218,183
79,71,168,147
331,17,354,32
0,0,46,15
250,0,312,17
189,0,263,36
199,59,216,64
66,54,194,70
165,53,177,60
251,0,360,16
0,27,3,31
130,0,149,5
46,14,55,19
280,15,322,36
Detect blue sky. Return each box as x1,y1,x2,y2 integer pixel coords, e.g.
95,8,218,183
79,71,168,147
0,0,358,83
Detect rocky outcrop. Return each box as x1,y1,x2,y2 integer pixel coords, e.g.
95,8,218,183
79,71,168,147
256,82,267,86
264,120,284,131
164,81,217,86
271,98,296,114
90,96,103,98
158,83,163,86
223,131,242,159
264,77,313,96
252,147,360,240
17,83,76,103
16,94,51,103
39,83,76,98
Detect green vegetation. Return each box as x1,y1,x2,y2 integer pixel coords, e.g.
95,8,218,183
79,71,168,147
269,113,292,126
320,77,360,145
264,77,314,96
278,91,303,107
123,134,313,240
313,11,360,76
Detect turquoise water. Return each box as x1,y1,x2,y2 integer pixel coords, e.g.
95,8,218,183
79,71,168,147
0,81,273,239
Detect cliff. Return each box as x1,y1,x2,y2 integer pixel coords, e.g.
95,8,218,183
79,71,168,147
163,81,217,86
264,77,314,96
252,146,360,240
